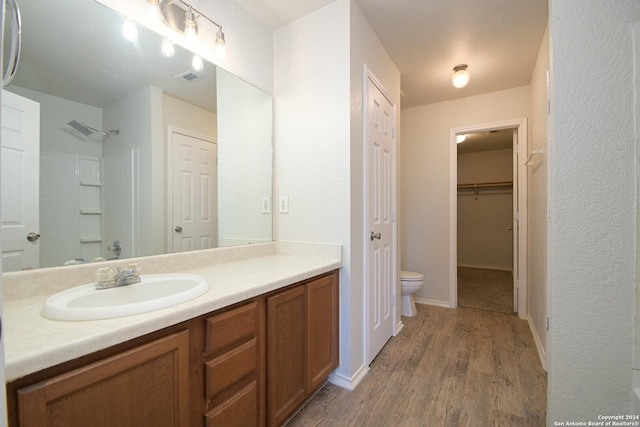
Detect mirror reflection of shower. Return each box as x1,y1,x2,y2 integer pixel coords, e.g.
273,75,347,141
68,120,119,138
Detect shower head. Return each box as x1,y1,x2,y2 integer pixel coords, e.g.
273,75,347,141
67,120,119,138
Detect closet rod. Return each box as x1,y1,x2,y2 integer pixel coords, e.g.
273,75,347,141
456,181,513,189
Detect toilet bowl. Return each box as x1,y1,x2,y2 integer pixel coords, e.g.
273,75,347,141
400,270,424,317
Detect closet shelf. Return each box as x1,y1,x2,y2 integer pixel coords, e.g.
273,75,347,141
457,181,513,200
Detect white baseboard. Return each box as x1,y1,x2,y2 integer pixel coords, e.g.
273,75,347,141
328,363,369,391
525,314,547,371
415,297,451,308
394,320,404,336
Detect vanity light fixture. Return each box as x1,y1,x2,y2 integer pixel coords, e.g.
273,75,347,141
184,6,197,43
146,0,227,58
215,28,226,58
452,64,470,88
148,0,161,23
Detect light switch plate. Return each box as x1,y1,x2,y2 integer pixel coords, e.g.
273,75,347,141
262,197,271,214
279,195,289,214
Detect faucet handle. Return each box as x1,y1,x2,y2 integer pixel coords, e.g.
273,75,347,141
95,267,115,286
127,263,140,277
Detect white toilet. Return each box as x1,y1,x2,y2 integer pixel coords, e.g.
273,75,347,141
400,270,424,317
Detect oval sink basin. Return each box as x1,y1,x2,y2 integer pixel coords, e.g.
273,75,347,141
41,274,210,321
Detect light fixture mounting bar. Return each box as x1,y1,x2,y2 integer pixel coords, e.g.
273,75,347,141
157,0,223,33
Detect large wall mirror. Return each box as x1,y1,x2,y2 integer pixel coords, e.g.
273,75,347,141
1,0,273,272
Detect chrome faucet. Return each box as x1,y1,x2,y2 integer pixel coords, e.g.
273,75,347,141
95,265,141,290
114,267,141,287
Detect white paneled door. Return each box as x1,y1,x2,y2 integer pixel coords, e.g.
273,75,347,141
1,89,40,272
169,130,218,252
365,74,396,365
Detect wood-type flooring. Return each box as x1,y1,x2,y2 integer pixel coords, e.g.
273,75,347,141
288,305,546,427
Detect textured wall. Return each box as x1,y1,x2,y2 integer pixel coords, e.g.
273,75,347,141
548,0,636,421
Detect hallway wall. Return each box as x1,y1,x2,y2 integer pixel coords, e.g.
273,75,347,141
528,24,549,368
401,86,531,305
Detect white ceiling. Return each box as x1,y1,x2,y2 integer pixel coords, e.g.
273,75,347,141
235,0,548,108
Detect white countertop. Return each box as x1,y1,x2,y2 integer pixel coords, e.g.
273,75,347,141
3,247,341,382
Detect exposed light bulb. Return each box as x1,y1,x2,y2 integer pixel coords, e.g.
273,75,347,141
147,0,161,23
456,134,466,144
122,20,138,42
215,29,226,58
184,7,197,43
161,38,175,58
452,64,470,88
191,54,204,71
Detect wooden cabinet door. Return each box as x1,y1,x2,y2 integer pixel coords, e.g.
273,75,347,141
267,286,306,427
17,330,190,427
306,273,339,392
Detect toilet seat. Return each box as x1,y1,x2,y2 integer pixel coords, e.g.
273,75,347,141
400,270,424,282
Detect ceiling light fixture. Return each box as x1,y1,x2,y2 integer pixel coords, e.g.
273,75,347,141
456,134,466,144
452,64,470,88
146,0,226,58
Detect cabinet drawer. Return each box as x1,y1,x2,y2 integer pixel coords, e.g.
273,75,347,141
206,301,257,357
206,338,257,401
205,380,258,427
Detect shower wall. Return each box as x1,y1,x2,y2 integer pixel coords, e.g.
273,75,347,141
102,86,159,259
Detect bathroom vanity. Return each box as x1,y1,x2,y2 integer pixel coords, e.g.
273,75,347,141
3,243,341,426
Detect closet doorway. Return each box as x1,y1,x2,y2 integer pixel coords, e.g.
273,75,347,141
449,119,528,317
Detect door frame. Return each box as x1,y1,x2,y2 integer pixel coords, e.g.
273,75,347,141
449,118,528,317
362,66,398,366
166,126,217,253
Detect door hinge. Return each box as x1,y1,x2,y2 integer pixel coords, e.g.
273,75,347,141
392,127,396,139
392,294,396,306
546,316,550,331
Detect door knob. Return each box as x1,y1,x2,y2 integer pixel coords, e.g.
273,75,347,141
174,226,183,233
370,231,381,241
26,232,40,242
507,226,514,231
